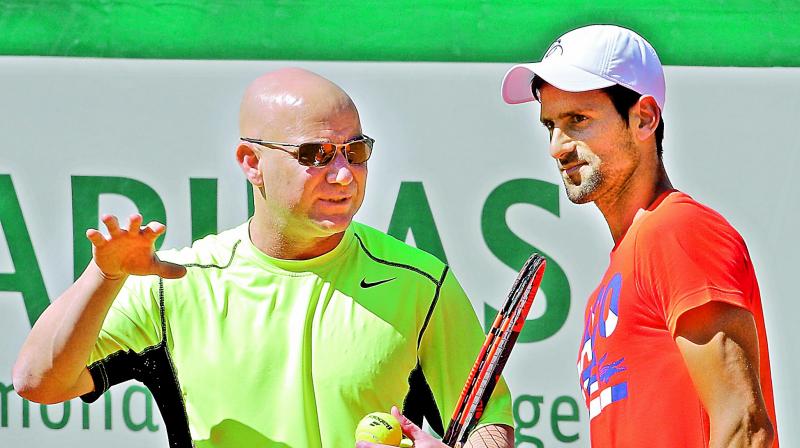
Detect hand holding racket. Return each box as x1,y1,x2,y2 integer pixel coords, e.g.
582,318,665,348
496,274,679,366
357,253,546,448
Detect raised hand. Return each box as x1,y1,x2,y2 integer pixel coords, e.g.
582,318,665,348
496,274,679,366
86,213,187,280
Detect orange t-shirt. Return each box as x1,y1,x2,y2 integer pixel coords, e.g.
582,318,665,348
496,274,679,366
577,190,778,447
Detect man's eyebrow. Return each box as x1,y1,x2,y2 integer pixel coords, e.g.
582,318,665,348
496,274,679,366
541,109,592,123
345,134,366,143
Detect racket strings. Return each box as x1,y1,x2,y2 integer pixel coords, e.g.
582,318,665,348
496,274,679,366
469,424,511,448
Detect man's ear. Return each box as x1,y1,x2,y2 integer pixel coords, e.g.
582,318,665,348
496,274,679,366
631,95,660,142
236,143,263,186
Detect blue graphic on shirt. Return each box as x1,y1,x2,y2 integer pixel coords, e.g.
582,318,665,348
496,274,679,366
577,272,629,420
597,354,626,383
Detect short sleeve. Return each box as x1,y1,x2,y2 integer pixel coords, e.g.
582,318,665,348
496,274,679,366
635,205,755,335
81,274,163,401
418,268,514,432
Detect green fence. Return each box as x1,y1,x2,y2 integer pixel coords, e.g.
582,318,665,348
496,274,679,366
1,1,799,65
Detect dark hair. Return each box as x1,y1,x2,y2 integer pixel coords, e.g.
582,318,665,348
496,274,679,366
602,84,664,158
532,77,665,157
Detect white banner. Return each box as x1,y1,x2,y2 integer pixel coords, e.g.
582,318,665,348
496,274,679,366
0,57,797,447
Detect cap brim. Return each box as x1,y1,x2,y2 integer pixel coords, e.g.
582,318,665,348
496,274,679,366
501,62,617,104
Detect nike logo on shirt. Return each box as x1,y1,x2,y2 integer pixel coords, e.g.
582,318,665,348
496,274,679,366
360,277,396,288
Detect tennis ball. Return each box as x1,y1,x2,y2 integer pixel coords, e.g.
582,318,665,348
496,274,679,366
355,412,403,446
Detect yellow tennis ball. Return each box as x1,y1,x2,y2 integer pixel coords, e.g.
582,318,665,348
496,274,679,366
355,412,403,446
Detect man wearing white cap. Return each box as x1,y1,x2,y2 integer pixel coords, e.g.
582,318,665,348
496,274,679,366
502,25,779,447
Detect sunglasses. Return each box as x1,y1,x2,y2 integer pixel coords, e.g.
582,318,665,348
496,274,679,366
240,135,374,167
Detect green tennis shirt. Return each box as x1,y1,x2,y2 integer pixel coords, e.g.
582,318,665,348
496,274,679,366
82,221,513,447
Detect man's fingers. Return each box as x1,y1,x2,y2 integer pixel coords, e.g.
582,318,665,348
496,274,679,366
102,214,122,236
127,214,143,233
155,260,187,279
392,406,420,431
142,221,166,239
391,406,426,439
86,229,107,248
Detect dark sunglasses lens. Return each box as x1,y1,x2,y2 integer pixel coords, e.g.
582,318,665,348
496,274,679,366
346,140,372,164
298,143,335,166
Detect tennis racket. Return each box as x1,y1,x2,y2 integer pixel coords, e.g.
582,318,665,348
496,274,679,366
441,253,546,446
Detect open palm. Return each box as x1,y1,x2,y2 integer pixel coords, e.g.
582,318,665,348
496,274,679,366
86,213,186,280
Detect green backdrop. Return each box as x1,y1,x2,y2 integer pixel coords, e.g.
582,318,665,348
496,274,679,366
1,1,799,66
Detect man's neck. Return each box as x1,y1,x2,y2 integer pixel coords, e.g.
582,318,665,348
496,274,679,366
248,218,346,260
595,164,673,244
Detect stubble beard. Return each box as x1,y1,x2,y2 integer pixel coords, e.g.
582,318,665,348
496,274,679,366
563,165,603,204
562,135,639,205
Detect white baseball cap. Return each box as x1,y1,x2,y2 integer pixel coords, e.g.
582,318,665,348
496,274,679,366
501,25,666,110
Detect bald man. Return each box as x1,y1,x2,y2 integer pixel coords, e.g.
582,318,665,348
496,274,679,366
13,69,514,448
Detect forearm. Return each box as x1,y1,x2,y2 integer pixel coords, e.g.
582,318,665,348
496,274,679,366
704,356,774,448
13,261,126,402
709,411,774,448
676,302,775,448
464,424,514,448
